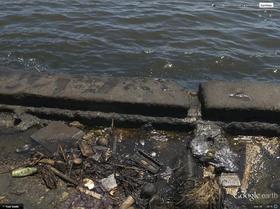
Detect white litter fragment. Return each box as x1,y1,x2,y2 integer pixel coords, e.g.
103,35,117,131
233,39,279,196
83,178,95,190
101,174,118,191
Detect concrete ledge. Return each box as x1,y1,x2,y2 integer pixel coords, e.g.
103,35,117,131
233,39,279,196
0,69,190,118
199,81,280,122
0,104,194,131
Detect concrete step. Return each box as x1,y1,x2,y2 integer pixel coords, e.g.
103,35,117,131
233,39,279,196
199,81,280,123
0,69,190,118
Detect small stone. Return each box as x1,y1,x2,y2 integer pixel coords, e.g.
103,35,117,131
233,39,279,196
73,157,82,165
270,180,280,193
203,165,215,178
69,121,84,128
0,113,15,128
60,192,69,201
97,137,109,146
79,140,94,157
141,183,157,198
16,113,40,131
82,130,95,141
101,174,117,191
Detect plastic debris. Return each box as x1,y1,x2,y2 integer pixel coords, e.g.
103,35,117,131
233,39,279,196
101,174,117,191
219,173,241,197
191,121,238,172
229,92,251,101
161,166,172,182
83,178,95,190
12,167,38,177
203,165,215,178
219,173,240,187
16,144,33,153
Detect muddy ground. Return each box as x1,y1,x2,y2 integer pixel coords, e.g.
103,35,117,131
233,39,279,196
0,112,279,209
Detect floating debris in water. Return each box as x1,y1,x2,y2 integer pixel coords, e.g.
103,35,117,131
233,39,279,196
143,49,154,54
163,62,173,69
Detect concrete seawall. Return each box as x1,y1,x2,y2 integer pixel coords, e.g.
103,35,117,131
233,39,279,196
1,69,280,134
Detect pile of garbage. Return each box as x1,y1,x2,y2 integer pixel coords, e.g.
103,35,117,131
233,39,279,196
4,113,278,209
10,120,202,209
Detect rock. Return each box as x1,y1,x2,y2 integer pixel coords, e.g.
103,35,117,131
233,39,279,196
100,174,117,191
270,180,280,193
73,157,82,165
82,130,95,141
15,113,40,131
97,137,109,146
203,165,215,178
0,112,15,128
69,121,84,129
191,121,238,172
141,183,157,198
31,121,84,153
79,140,94,157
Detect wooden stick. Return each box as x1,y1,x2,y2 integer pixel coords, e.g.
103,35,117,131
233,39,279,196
48,166,78,186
